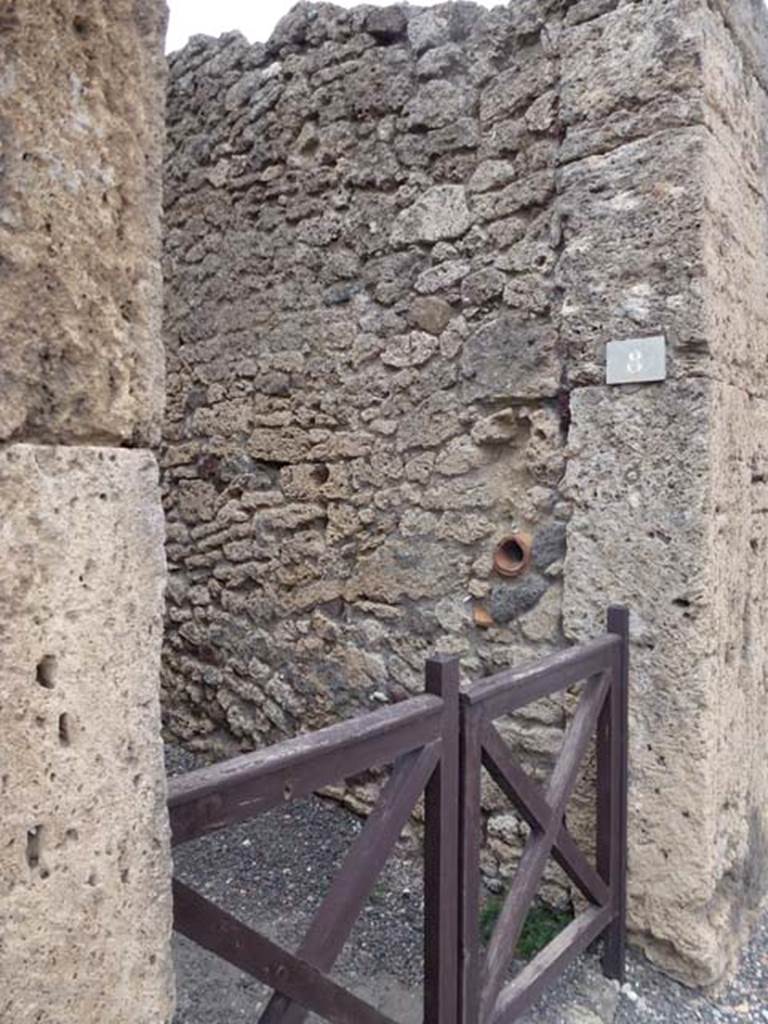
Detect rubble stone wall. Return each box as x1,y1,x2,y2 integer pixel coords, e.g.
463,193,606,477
162,0,768,987
163,0,572,848
0,3,174,1022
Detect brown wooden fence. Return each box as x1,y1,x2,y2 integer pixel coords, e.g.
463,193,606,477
459,605,629,1024
167,606,629,1024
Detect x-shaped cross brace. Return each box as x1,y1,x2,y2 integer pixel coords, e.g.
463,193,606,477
477,670,612,1023
174,742,439,1024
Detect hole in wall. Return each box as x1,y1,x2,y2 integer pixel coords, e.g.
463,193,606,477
36,655,57,689
58,713,72,746
72,15,90,37
26,826,43,869
300,135,319,158
310,463,330,485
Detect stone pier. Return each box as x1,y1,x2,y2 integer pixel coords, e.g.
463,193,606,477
0,2,174,1021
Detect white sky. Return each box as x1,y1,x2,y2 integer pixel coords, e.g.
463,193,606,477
166,0,498,53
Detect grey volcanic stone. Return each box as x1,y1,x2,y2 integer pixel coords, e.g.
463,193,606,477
364,5,407,43
490,576,549,624
390,186,472,246
461,316,560,400
532,521,567,570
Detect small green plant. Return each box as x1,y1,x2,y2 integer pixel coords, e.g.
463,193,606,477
479,894,506,944
479,895,573,960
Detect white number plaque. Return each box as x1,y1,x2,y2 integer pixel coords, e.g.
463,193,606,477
606,335,667,385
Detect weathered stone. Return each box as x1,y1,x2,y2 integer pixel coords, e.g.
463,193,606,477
380,331,437,368
559,1,703,163
0,0,167,446
531,521,567,571
416,42,464,80
415,259,472,294
489,576,549,624
519,582,562,642
461,267,506,307
461,316,560,401
407,8,451,55
364,5,407,44
470,409,521,447
557,129,707,388
468,159,518,193
0,444,173,1023
390,185,472,245
407,296,454,335
480,59,557,124
564,382,768,986
403,79,471,130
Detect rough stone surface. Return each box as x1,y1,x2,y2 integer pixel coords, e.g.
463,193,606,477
0,1,174,1019
563,0,768,987
161,0,768,988
390,185,472,244
162,4,570,807
0,445,174,1023
0,0,168,445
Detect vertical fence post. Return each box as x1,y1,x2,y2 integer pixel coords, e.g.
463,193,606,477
424,655,461,1024
459,698,484,1024
599,605,630,982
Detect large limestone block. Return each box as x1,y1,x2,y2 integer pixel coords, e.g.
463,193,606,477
0,0,168,445
563,382,768,985
705,385,768,955
709,0,768,95
0,445,174,1023
699,87,768,399
558,0,768,398
559,0,705,163
700,2,768,179
556,128,708,389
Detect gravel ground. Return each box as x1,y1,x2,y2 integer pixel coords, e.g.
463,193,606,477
167,744,424,1023
166,744,767,1024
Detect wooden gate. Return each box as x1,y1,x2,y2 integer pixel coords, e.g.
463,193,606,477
458,606,629,1024
167,606,629,1024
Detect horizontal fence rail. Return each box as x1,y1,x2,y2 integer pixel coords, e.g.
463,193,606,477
168,693,444,846
168,606,629,1024
168,656,461,1024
